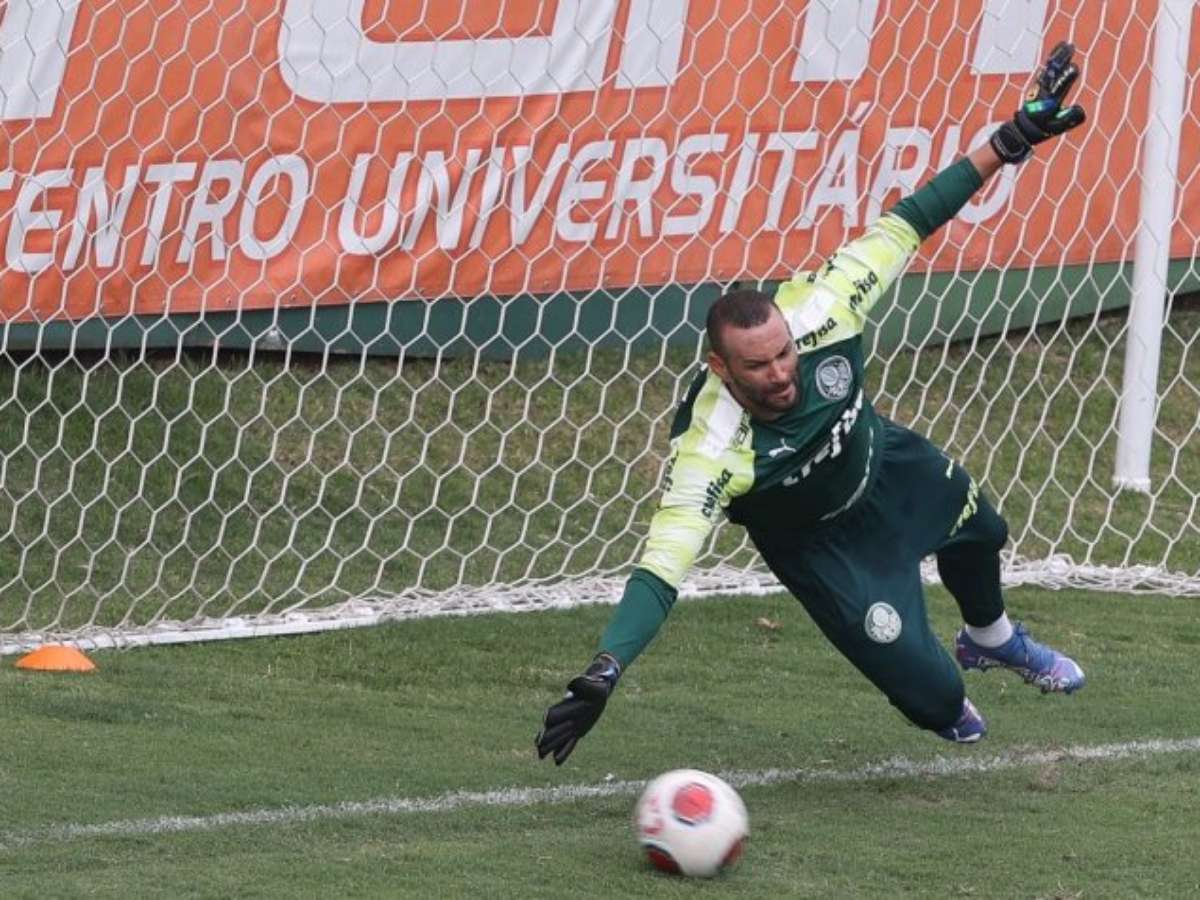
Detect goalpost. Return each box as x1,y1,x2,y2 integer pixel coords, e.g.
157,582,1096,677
1,1,1198,653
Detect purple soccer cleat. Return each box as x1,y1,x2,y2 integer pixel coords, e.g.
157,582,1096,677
936,697,987,743
955,622,1085,694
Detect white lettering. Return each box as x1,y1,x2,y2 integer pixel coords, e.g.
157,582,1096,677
604,138,669,241
802,129,860,227
436,149,487,250
619,0,688,88
0,2,1046,125
178,159,244,263
662,133,728,237
401,149,484,251
973,0,1050,74
400,154,442,253
240,154,309,261
140,163,197,266
339,153,412,255
6,167,70,273
0,119,1024,277
555,141,614,243
0,0,81,120
765,131,819,231
792,0,881,82
469,148,508,249
866,128,932,223
279,0,619,103
510,144,571,245
64,164,139,270
791,0,1045,83
718,133,761,234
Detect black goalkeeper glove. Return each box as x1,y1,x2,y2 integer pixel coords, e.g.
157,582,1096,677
990,40,1087,164
535,652,621,766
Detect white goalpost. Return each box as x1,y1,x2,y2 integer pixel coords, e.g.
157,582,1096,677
1,1,1198,653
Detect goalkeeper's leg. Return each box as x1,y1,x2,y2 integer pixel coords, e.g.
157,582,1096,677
937,491,1085,694
935,488,1008,630
804,566,985,743
752,528,982,742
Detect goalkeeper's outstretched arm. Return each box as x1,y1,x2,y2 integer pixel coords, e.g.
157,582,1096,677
890,39,1084,242
773,42,1085,350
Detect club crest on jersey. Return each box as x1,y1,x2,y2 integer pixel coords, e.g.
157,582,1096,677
864,602,902,643
814,355,853,401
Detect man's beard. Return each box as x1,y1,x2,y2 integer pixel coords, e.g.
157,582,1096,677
737,376,797,414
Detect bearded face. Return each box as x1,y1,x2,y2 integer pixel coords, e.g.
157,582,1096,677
707,307,799,420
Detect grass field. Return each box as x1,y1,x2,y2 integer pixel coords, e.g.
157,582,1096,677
3,585,1199,898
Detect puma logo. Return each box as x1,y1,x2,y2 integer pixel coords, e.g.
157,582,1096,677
768,440,796,459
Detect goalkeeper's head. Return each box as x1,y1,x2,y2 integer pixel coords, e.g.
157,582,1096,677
706,289,799,421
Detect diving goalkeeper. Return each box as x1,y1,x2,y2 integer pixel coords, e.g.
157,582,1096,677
537,43,1088,763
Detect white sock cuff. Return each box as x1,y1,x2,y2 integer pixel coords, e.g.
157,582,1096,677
964,612,1013,648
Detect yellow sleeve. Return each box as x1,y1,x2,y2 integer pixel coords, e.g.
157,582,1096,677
774,212,922,347
637,375,754,588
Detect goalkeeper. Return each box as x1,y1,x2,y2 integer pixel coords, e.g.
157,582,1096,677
537,42,1088,763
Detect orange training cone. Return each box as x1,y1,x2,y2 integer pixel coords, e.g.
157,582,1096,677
15,644,96,672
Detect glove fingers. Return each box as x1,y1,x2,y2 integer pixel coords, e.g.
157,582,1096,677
541,697,589,729
1037,42,1076,95
553,736,579,766
1048,64,1079,103
536,720,578,758
1042,41,1075,80
539,718,579,748
537,655,618,766
1049,104,1086,134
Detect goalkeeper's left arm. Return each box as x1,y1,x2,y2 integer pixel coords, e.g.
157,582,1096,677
883,41,1089,243
773,42,1085,348
889,40,1085,240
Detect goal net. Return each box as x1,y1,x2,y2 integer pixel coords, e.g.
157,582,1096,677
2,1,1198,652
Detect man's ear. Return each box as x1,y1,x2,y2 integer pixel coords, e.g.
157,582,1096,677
707,350,727,381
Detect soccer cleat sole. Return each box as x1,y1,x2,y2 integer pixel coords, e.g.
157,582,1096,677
949,730,984,744
959,653,1084,695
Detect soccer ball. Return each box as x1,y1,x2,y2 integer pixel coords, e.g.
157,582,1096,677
633,768,749,877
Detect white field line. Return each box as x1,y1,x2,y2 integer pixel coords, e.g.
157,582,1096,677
2,737,1197,852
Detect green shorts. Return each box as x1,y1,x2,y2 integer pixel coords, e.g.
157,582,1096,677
747,419,1008,731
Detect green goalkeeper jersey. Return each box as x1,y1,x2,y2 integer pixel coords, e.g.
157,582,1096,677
598,157,984,667
644,211,917,590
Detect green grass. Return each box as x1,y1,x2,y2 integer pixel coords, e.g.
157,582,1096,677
2,587,1200,897
1,307,1198,638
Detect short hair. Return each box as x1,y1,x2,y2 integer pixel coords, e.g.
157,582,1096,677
706,288,779,357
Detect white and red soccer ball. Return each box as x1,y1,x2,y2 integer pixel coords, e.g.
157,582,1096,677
633,768,749,877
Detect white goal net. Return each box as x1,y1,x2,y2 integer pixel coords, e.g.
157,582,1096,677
1,1,1198,652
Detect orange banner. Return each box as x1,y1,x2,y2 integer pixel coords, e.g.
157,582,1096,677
0,0,1193,322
